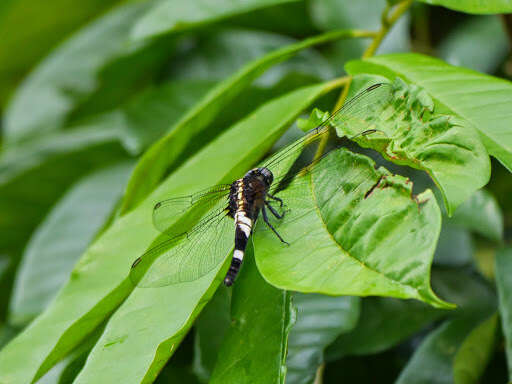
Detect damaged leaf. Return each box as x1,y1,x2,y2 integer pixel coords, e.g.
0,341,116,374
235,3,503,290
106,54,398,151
254,149,451,308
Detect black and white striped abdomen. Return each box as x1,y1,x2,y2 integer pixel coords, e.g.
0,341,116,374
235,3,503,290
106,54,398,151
224,181,253,286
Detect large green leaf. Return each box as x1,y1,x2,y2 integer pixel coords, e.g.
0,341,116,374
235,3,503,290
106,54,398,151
346,53,512,172
0,0,122,107
286,294,360,384
192,286,231,382
131,0,299,41
395,315,492,384
210,249,293,384
453,313,498,384
438,16,508,74
334,75,490,215
415,0,512,14
9,162,134,327
74,248,231,384
254,149,450,308
495,248,512,381
121,29,371,213
0,83,328,384
4,1,173,143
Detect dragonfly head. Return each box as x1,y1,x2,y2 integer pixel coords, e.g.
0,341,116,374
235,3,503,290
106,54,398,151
248,167,273,187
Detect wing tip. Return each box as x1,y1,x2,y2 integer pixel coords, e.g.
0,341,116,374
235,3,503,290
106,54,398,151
131,257,142,269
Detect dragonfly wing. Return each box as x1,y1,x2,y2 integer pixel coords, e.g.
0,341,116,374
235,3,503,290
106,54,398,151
263,83,394,195
130,198,233,288
330,82,394,135
153,184,231,237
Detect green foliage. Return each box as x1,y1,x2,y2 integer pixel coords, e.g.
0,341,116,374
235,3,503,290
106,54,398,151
121,29,368,214
286,294,360,384
347,53,512,172
255,149,449,307
9,162,134,327
335,76,490,215
4,1,169,143
496,248,512,381
438,16,509,74
453,313,498,384
415,0,512,14
210,249,293,384
395,316,492,384
131,0,300,41
1,1,511,383
0,0,122,106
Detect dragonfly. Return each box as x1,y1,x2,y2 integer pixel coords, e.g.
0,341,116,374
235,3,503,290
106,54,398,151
130,82,394,288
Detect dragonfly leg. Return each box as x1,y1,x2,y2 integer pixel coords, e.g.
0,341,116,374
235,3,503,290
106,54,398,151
262,206,289,245
265,200,284,219
266,193,284,208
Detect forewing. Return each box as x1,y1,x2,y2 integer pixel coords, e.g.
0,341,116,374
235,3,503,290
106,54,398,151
263,83,393,194
330,82,394,135
131,198,233,288
153,184,231,237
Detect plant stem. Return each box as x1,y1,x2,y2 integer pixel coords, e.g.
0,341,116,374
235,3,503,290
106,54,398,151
363,0,413,58
313,363,325,384
332,0,413,111
316,2,412,161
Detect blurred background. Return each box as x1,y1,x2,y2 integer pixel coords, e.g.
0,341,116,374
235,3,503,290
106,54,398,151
0,0,511,382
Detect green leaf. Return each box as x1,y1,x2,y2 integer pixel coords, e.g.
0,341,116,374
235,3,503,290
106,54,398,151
167,29,334,85
193,286,231,382
395,316,491,384
415,0,512,14
37,326,103,384
325,297,443,361
335,75,490,215
346,53,511,172
327,267,497,361
0,127,129,320
0,0,122,107
74,254,230,384
286,294,360,384
120,29,368,214
0,83,328,384
131,0,299,41
495,248,512,381
4,1,172,144
449,189,503,242
438,16,508,74
453,313,498,384
9,162,134,327
210,248,293,384
0,127,128,257
90,79,217,154
254,149,450,308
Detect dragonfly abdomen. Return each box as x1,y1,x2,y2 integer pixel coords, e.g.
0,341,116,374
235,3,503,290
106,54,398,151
225,178,255,286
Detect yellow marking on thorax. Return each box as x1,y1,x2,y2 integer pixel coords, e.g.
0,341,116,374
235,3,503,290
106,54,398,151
236,180,245,210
